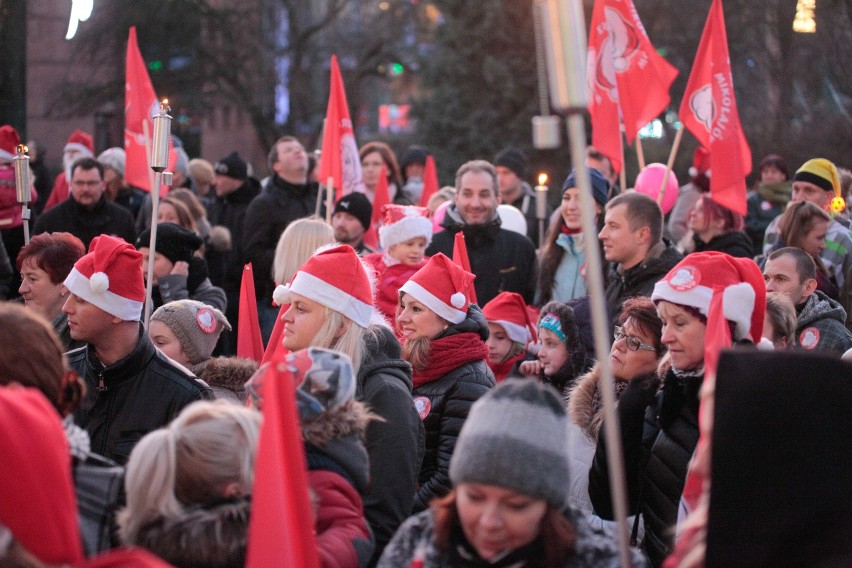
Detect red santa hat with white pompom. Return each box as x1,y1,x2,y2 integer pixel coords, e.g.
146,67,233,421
378,204,433,250
63,235,145,321
399,253,476,324
271,244,374,329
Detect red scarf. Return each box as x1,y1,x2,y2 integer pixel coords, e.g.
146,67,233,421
487,351,525,383
412,332,489,389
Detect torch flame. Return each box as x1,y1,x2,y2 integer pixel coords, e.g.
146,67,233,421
16,144,28,156
538,173,548,186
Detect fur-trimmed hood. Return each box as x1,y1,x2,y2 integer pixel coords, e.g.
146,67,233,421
134,498,249,568
302,400,376,492
194,356,257,404
567,362,658,441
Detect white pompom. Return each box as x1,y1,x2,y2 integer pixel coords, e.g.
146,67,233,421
272,284,291,306
450,292,466,309
90,272,109,293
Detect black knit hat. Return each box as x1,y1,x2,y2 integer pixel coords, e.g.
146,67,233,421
333,192,372,231
214,151,248,180
494,147,528,180
449,379,571,509
562,167,610,206
400,146,428,170
759,154,789,180
136,223,203,264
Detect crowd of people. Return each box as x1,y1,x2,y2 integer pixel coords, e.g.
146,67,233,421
1,121,851,568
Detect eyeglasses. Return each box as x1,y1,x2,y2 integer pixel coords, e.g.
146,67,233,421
613,326,657,352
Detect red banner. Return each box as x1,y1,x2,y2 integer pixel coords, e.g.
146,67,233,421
678,0,751,215
237,263,264,362
246,362,320,568
419,155,439,208
317,55,364,198
587,1,624,174
124,27,175,193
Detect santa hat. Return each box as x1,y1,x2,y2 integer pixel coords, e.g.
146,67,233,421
0,124,20,162
0,386,83,564
272,244,373,329
652,252,765,372
378,204,433,250
64,130,94,157
689,146,711,178
482,292,536,345
399,253,475,324
64,235,145,321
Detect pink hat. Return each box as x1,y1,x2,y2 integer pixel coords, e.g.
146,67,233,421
378,204,433,250
399,253,475,324
652,251,765,344
64,129,94,157
0,386,83,564
64,235,145,321
0,124,20,162
272,244,373,329
482,292,536,345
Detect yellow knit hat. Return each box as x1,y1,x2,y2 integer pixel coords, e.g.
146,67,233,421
794,158,844,214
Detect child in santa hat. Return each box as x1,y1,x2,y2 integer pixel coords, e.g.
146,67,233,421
363,204,432,330
481,291,536,382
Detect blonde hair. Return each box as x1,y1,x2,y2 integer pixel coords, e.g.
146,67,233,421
272,217,335,284
118,401,261,544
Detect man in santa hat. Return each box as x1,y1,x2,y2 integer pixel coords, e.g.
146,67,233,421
63,235,213,464
42,129,95,211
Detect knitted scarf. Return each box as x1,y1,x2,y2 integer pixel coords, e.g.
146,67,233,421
756,181,792,206
412,332,489,388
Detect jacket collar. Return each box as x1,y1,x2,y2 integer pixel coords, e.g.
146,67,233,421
87,325,156,388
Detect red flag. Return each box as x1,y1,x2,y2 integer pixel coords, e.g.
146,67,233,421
124,27,176,193
419,155,439,207
603,0,678,143
246,362,320,568
260,303,289,366
452,232,477,305
238,264,264,362
678,0,751,215
317,55,364,197
587,1,624,174
364,165,390,250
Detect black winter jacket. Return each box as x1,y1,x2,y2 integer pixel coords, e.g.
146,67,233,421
589,368,699,568
411,306,496,513
604,241,682,329
356,325,425,564
426,206,537,305
70,327,214,465
207,177,261,293
692,230,753,258
33,194,136,249
242,176,319,302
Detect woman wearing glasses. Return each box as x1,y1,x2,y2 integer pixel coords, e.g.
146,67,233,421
589,252,765,566
565,297,664,526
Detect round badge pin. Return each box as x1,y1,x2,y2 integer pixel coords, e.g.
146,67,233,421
196,307,217,334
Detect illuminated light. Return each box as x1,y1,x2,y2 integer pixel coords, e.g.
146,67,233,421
638,119,664,140
379,1,390,10
148,60,164,71
538,173,548,186
793,0,816,33
831,196,845,215
66,0,94,40
389,62,404,76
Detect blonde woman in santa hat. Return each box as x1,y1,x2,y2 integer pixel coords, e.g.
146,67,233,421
118,400,260,567
363,204,432,329
589,251,766,567
274,243,424,563
481,291,536,382
397,253,496,513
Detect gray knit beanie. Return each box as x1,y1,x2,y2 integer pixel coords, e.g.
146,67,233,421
449,379,570,509
150,300,231,365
